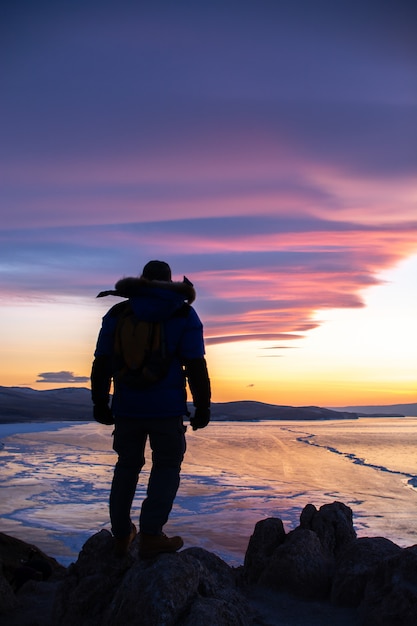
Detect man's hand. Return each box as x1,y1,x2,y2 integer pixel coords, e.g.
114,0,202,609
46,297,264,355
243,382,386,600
93,404,114,425
190,407,210,431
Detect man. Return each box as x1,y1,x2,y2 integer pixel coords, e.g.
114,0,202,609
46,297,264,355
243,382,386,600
91,260,211,558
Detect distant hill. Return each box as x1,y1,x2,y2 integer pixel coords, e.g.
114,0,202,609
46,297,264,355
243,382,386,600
0,386,357,423
0,386,92,422
329,403,417,417
208,401,357,421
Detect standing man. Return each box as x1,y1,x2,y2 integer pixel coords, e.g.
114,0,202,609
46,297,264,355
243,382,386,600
91,260,211,558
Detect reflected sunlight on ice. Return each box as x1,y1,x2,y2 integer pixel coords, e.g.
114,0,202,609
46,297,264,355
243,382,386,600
1,418,416,567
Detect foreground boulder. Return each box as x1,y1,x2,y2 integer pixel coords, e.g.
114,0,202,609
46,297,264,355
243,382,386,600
53,530,252,626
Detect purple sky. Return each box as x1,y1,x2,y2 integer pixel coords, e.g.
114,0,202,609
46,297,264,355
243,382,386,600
1,1,416,392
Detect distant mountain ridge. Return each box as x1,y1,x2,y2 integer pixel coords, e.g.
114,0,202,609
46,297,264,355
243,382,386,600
0,386,415,423
329,403,417,416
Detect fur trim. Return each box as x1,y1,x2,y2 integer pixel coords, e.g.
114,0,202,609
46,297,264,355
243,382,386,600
97,276,196,304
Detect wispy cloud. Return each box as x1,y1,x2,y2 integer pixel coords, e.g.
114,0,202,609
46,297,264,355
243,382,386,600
36,371,89,384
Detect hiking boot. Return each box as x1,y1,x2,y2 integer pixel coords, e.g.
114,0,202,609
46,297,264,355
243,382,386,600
113,523,137,557
138,532,184,558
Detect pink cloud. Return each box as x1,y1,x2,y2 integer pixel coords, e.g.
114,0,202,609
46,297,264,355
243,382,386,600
204,333,304,345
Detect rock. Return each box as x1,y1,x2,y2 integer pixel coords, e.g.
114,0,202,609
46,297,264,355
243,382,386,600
331,536,402,607
258,528,333,599
180,593,251,626
6,579,61,626
103,552,201,626
0,570,16,614
299,502,317,527
244,502,356,600
181,546,237,593
0,532,64,589
52,530,134,626
243,517,286,583
359,546,417,626
299,501,356,557
0,531,65,622
53,530,254,626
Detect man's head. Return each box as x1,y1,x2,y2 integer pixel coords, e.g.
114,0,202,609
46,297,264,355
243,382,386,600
141,260,172,282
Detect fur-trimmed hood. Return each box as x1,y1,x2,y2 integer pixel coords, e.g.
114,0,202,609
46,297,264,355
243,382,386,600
97,276,196,304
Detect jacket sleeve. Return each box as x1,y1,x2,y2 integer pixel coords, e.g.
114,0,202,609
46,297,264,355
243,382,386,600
184,357,211,409
91,355,112,406
90,303,124,406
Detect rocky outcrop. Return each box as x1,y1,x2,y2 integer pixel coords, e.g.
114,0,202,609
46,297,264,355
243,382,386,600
243,501,417,625
2,502,417,625
244,501,356,596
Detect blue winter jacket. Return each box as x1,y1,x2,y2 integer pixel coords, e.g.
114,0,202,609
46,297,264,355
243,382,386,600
92,277,207,419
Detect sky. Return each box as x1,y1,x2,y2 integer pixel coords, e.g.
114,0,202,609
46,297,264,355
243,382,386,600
1,0,416,407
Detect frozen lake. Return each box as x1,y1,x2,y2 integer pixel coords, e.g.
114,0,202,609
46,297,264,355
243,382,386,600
1,418,416,567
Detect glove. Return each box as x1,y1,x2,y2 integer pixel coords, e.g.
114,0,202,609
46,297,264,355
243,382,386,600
93,404,114,425
190,407,210,431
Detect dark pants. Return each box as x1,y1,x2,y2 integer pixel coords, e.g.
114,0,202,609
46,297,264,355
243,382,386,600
109,416,186,538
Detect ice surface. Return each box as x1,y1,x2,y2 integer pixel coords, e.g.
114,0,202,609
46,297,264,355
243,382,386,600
1,418,416,567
